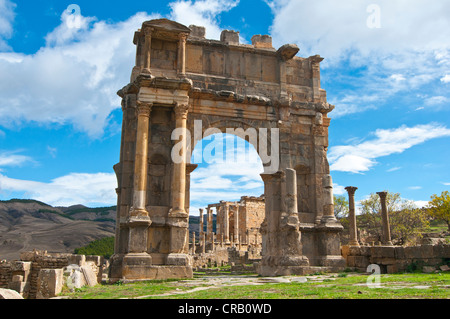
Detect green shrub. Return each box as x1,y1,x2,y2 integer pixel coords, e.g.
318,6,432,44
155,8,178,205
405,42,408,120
74,237,115,259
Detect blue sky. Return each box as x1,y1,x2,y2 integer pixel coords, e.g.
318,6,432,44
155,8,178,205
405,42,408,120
0,0,449,214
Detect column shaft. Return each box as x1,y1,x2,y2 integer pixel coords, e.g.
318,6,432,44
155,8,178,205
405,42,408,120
178,33,187,77
377,192,393,246
131,102,152,216
142,28,152,75
206,207,213,243
234,203,239,244
224,205,230,243
345,186,359,246
170,103,189,217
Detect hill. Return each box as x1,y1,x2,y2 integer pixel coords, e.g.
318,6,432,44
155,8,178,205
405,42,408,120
0,199,116,261
0,199,213,261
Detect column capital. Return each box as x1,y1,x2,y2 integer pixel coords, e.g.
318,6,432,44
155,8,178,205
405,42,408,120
179,32,188,42
345,186,358,196
174,103,190,119
136,101,152,117
143,27,153,37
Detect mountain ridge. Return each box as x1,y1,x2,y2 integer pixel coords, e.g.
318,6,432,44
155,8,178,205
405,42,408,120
0,199,208,261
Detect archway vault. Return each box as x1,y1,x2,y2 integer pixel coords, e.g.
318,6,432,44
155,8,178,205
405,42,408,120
110,18,345,282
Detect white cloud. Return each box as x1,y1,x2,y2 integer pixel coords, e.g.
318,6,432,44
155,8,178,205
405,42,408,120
387,167,401,172
0,150,33,167
0,172,117,207
332,183,346,196
441,75,450,83
414,200,428,208
267,0,450,62
265,0,450,118
169,0,240,39
424,96,449,106
0,10,159,138
408,186,422,190
190,133,264,208
441,182,450,186
0,0,15,50
329,123,450,173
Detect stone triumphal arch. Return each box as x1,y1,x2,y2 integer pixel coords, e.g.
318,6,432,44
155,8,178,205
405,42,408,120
109,19,345,281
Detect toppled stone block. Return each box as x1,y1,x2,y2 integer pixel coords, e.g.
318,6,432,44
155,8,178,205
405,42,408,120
422,266,436,273
0,288,24,299
81,265,98,287
440,264,449,272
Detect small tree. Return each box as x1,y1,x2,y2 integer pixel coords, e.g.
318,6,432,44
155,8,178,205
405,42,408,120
427,191,450,231
334,195,349,219
359,191,428,245
359,192,402,240
389,206,430,245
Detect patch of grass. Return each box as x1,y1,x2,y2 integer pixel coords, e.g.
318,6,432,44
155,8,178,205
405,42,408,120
64,278,192,299
60,273,450,299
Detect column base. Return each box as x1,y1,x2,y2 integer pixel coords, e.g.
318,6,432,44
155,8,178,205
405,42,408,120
122,252,153,280
168,208,188,218
257,255,310,276
348,240,360,247
166,253,191,266
110,253,193,282
315,255,346,270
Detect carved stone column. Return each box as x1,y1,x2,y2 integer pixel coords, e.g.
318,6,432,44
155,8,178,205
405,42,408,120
206,207,213,244
377,191,393,246
345,186,359,246
321,174,337,222
130,101,152,218
234,202,239,244
166,103,191,266
178,33,188,77
142,27,152,75
169,103,190,217
122,101,152,276
199,208,204,238
223,204,230,244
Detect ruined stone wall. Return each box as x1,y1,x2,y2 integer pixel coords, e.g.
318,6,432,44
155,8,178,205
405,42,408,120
242,197,265,246
0,251,103,299
191,247,229,269
342,244,450,274
0,262,12,288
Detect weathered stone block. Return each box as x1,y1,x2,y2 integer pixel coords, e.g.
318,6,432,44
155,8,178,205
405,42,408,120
420,245,435,258
0,288,23,299
68,254,85,266
220,30,239,45
11,261,31,272
404,246,422,259
394,246,406,259
36,269,64,299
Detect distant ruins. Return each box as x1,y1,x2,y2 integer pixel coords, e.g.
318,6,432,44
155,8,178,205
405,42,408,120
110,18,345,282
